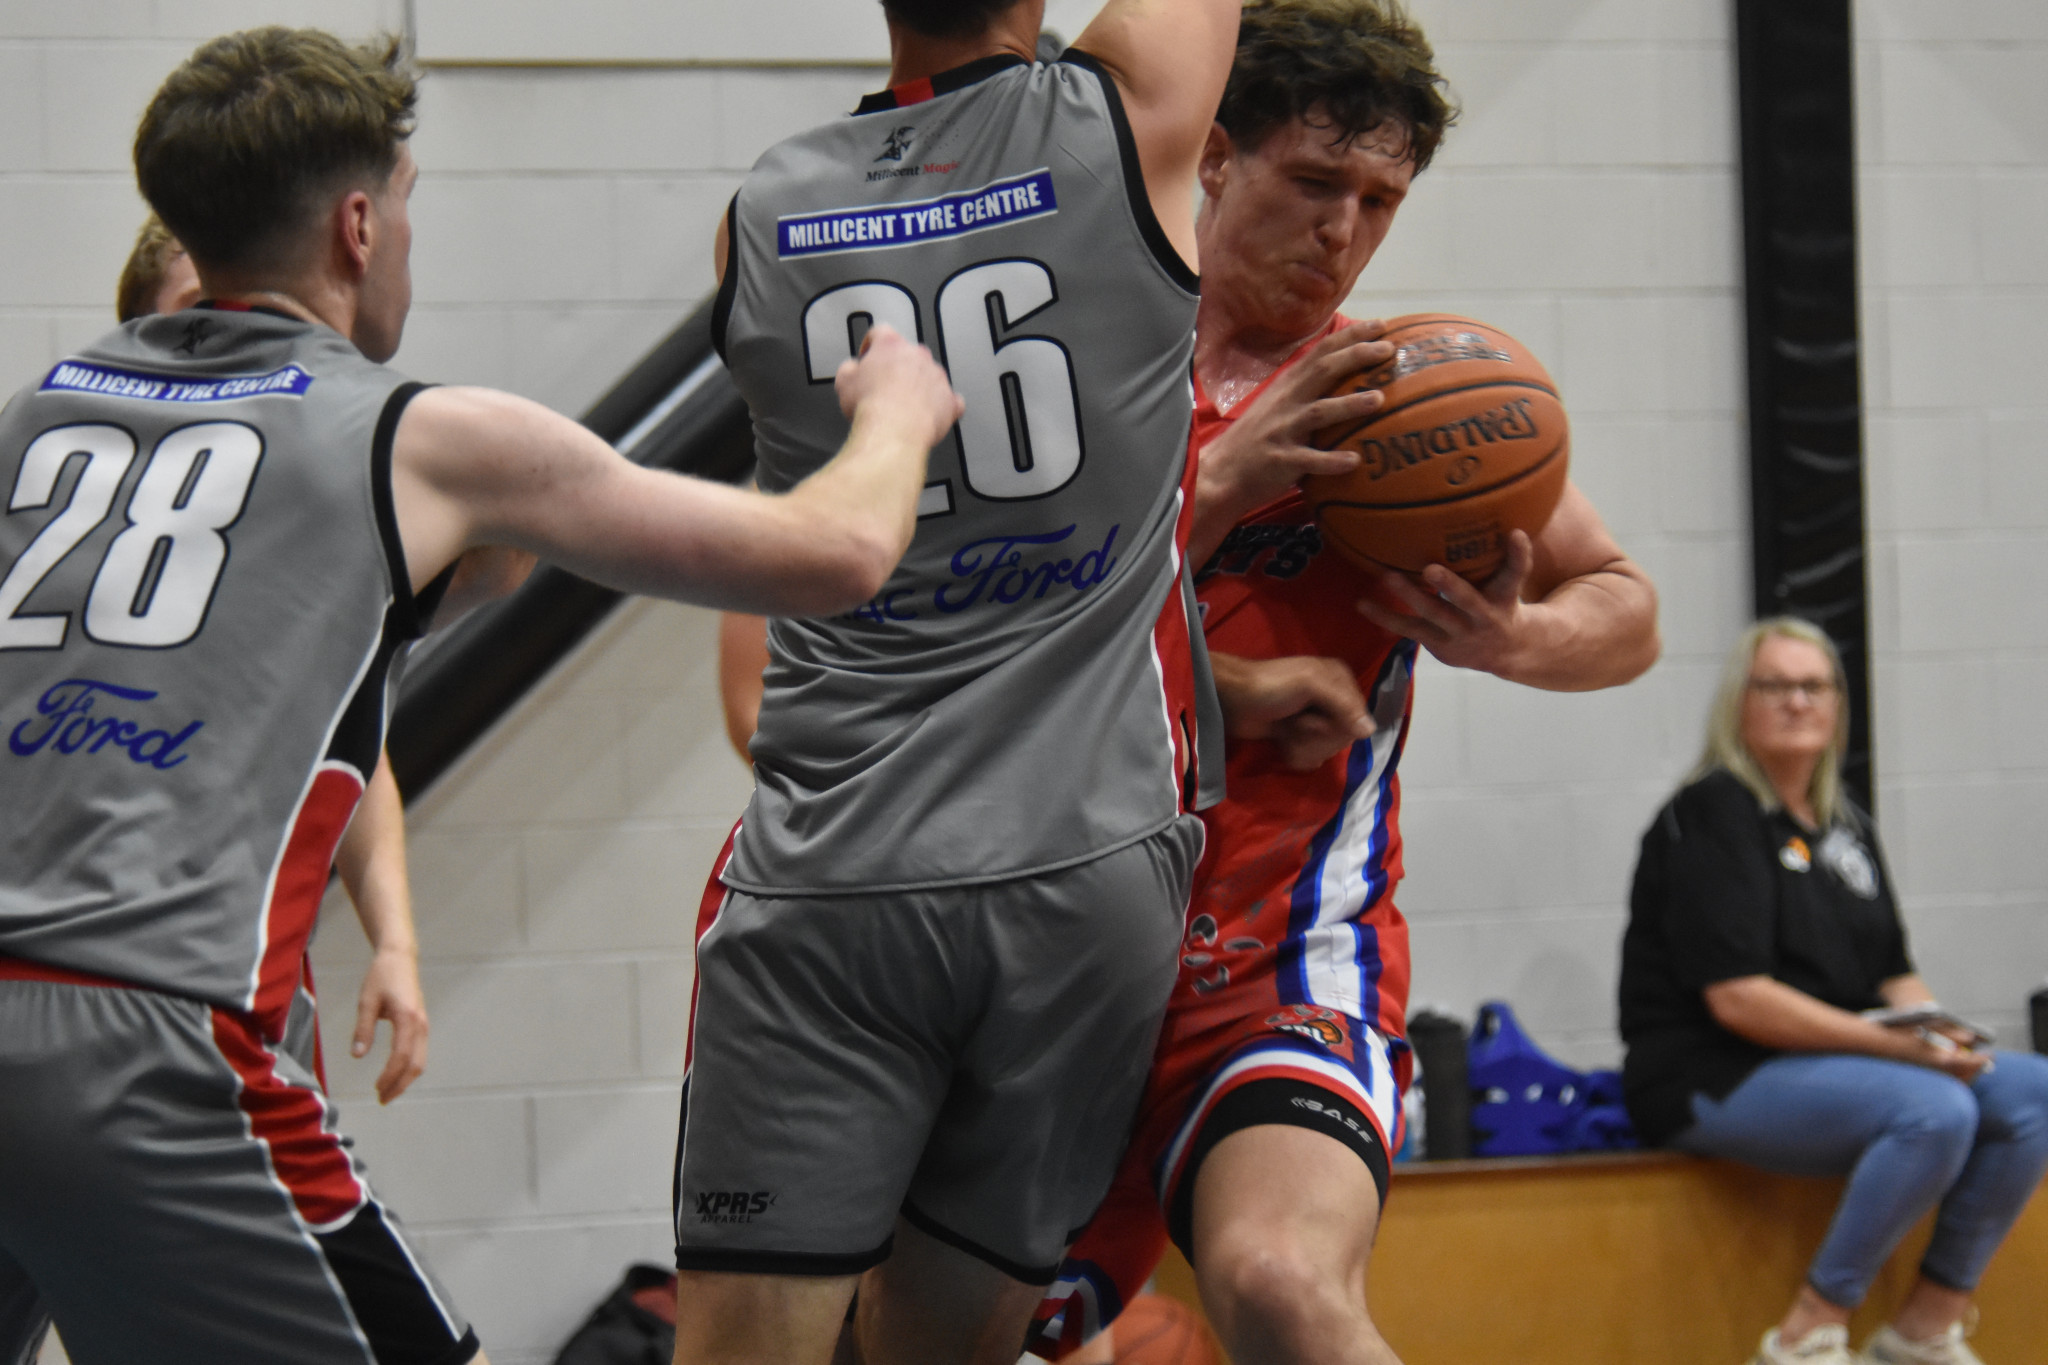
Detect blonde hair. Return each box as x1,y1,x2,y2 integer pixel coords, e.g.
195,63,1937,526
116,214,185,322
1692,616,1854,829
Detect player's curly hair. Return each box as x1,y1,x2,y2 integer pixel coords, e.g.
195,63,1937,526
135,27,417,273
116,215,185,323
1219,0,1457,170
880,0,1023,39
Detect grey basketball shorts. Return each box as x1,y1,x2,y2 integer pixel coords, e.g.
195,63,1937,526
0,963,477,1365
674,816,1204,1284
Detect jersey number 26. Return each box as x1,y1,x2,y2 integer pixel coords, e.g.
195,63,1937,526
804,259,1083,514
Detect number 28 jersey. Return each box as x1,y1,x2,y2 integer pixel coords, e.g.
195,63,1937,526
716,53,1220,893
0,309,429,1031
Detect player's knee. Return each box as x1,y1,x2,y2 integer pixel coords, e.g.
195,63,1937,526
1201,1237,1361,1344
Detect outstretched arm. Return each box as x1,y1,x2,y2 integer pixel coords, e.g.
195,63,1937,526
390,326,962,617
333,752,428,1105
1354,482,1660,691
1074,0,1241,271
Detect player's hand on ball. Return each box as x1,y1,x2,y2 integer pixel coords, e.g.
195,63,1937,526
355,947,430,1105
1356,529,1539,677
835,324,964,448
1212,651,1375,771
1198,320,1393,522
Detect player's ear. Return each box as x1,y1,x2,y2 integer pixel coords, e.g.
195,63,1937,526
1197,122,1234,201
335,188,376,280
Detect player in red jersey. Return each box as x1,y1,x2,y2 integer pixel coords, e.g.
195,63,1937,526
1029,3,1659,1362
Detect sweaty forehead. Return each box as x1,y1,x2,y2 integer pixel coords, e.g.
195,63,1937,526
1256,116,1414,189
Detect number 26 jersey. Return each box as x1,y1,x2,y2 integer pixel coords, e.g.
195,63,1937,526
716,53,1220,894
0,309,429,1031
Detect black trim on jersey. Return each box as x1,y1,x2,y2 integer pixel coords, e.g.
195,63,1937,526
1164,1077,1391,1262
369,382,430,641
710,195,740,364
853,53,1029,115
195,301,304,323
415,562,458,630
314,1201,479,1365
674,1240,895,1278
899,1202,1061,1286
1057,50,1200,296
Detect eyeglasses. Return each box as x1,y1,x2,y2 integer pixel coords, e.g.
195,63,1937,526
1747,678,1837,702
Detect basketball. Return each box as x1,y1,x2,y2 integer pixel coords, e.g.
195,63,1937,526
1304,314,1569,580
1112,1295,1224,1365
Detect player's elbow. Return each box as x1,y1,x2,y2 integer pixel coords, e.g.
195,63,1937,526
776,528,899,616
1703,976,1775,1040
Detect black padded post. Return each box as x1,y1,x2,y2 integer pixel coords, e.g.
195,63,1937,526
1734,0,1873,808
385,299,754,799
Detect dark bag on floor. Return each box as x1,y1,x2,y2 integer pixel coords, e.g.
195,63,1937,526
552,1264,677,1365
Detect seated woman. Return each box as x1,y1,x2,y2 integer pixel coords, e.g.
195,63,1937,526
1619,617,2048,1365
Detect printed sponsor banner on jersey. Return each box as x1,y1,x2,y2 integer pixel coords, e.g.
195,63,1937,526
777,169,1057,258
40,360,314,403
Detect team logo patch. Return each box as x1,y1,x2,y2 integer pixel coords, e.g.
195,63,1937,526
875,125,915,163
1817,827,1879,899
1266,1004,1347,1048
1779,836,1811,872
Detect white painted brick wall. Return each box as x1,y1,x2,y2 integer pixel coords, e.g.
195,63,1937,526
312,601,749,1363
1856,0,2048,1046
11,1,2045,1359
1360,0,1749,1067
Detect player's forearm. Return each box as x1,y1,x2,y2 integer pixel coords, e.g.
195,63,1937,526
1880,974,1936,1009
1495,560,1659,691
334,754,419,958
775,400,935,604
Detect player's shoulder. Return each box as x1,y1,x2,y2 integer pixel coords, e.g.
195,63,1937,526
1663,768,1766,840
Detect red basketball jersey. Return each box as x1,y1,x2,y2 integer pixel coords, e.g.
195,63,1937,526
1179,319,1415,1056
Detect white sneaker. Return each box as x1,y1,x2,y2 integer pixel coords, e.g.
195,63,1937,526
1861,1322,1987,1365
1755,1325,1857,1365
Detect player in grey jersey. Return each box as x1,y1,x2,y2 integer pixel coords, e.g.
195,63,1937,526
0,27,958,1365
675,1,1236,1362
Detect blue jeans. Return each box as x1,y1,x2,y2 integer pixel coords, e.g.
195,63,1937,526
1673,1050,2048,1307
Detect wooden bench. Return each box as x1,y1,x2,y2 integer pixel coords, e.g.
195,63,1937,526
1151,1151,2048,1364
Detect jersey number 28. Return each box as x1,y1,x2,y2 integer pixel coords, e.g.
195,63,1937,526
0,421,263,651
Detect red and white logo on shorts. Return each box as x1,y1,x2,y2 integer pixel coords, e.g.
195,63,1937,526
1265,1004,1347,1048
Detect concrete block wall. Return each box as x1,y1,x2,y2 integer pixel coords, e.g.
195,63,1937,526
7,0,2045,1356
1856,0,2048,1046
1357,0,1749,1066
311,600,752,1361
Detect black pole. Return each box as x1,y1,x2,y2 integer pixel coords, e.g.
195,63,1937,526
385,298,755,799
1734,0,1873,810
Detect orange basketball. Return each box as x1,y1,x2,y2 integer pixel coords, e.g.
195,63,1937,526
1304,313,1569,580
1112,1295,1223,1365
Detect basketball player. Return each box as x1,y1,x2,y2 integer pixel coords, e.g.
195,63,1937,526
1030,3,1660,1362
117,215,203,322
117,208,477,1110
0,27,958,1365
682,1,1245,1361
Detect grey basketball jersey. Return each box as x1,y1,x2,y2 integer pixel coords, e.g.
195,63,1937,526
0,309,430,1026
715,53,1223,893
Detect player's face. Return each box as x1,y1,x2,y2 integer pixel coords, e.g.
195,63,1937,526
354,144,417,364
1199,113,1414,338
1741,635,1841,769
